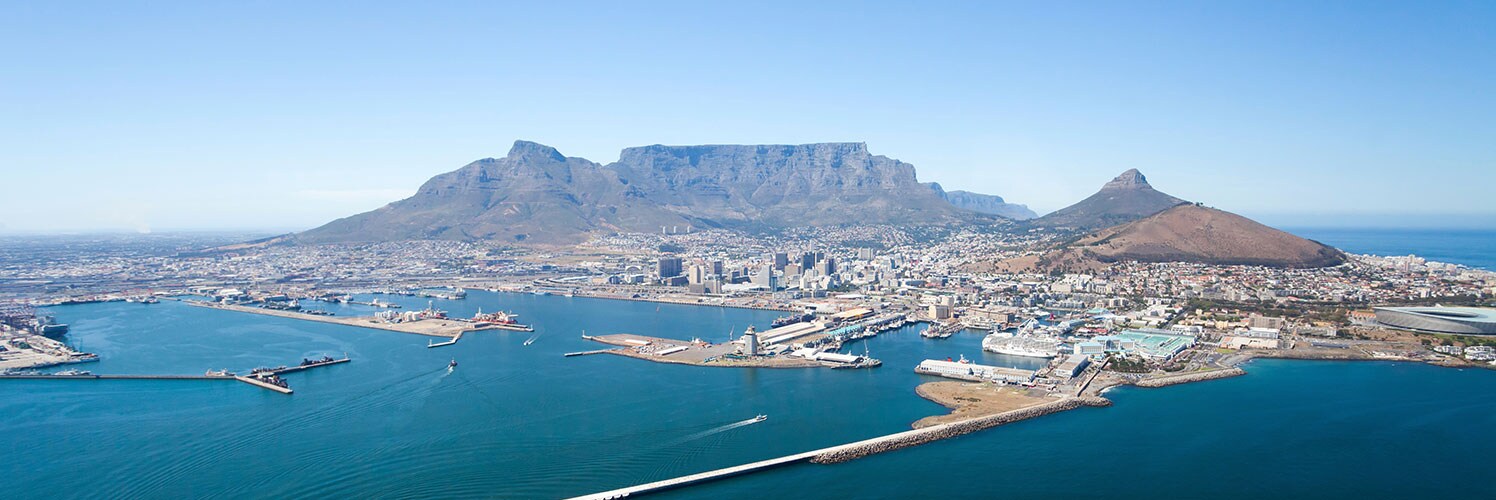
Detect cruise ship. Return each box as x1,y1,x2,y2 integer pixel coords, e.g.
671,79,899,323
981,331,1062,358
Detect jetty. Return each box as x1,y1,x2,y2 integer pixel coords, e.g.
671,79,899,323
563,349,615,357
427,332,462,348
0,374,230,380
569,397,1110,499
186,301,475,338
0,356,349,395
235,375,293,394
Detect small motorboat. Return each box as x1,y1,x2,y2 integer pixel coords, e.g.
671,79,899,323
447,359,458,370
752,414,768,423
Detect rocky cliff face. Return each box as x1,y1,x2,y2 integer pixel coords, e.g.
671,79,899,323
939,189,1037,220
295,140,1008,244
1028,169,1187,231
606,142,966,229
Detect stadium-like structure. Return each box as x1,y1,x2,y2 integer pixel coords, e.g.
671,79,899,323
1373,306,1496,335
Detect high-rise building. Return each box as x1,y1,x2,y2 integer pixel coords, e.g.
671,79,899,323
688,265,705,285
816,256,836,275
783,264,802,278
800,253,816,270
657,257,683,279
752,264,775,290
771,252,788,271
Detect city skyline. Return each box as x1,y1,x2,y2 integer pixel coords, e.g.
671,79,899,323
3,1,1494,233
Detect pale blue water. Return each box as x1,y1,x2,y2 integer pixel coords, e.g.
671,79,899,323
1287,227,1496,270
2,291,1492,498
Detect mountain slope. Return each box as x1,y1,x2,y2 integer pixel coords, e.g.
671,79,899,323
295,140,1003,244
295,141,698,244
939,189,1037,220
1029,169,1186,231
1012,204,1345,271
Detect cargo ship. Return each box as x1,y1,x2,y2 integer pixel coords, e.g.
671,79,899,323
35,316,69,339
472,309,533,332
771,313,814,328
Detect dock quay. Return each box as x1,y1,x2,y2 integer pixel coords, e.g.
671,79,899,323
563,349,617,357
235,375,293,394
0,374,231,380
185,301,474,338
0,356,348,395
260,356,351,375
427,332,462,348
569,397,1111,499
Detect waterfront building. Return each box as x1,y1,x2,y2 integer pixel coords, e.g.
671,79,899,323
1084,330,1195,360
1052,355,1090,379
915,359,1036,384
1117,330,1196,360
740,327,760,356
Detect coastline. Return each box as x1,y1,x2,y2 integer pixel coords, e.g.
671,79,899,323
547,288,799,313
182,301,477,338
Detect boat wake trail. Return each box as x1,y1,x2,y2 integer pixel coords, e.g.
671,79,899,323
658,417,762,449
522,331,542,346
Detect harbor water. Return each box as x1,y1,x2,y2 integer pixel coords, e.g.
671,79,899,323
1,291,1493,498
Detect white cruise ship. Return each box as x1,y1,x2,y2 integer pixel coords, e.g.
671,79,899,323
982,332,1062,358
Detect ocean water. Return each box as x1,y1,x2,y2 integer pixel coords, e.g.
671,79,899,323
2,292,1031,499
1287,227,1496,270
2,292,1492,498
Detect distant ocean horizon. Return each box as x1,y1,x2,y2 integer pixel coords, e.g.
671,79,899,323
1285,227,1496,270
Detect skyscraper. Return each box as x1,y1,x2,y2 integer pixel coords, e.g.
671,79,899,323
657,257,683,279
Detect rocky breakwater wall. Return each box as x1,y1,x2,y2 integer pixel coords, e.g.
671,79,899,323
810,397,1111,465
1134,367,1246,388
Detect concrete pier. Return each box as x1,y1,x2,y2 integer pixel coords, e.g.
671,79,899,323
235,375,293,394
0,374,230,380
563,349,616,357
569,397,1110,499
427,332,462,348
264,357,351,375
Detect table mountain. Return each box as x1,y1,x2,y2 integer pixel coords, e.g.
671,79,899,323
1028,169,1187,231
294,140,1007,244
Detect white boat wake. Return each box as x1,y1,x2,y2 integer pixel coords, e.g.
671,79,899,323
659,416,764,448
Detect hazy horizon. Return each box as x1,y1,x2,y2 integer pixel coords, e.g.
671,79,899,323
4,1,1494,233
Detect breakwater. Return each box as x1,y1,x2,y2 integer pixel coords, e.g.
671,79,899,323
810,397,1111,464
1133,368,1246,388
573,397,1111,498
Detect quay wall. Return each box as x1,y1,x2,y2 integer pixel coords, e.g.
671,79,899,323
809,397,1111,464
1133,368,1246,388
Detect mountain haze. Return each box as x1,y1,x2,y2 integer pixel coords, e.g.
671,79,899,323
295,141,1007,244
938,188,1038,220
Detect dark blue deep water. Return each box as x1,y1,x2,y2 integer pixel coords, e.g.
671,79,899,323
2,290,1493,498
1287,227,1496,270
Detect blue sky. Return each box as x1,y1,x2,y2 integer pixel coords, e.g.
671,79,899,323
2,1,1493,232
